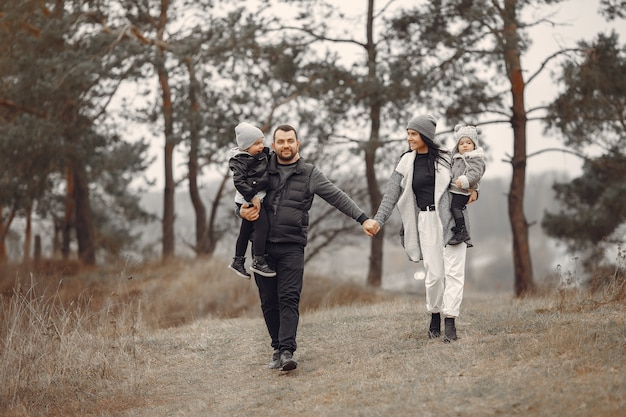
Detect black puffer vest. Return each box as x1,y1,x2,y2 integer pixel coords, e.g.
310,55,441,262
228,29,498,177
264,156,315,246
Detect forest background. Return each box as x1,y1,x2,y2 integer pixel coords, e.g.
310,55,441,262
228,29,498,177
1,0,625,295
1,2,625,414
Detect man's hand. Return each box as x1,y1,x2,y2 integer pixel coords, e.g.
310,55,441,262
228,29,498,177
251,196,261,210
362,219,380,237
240,204,260,221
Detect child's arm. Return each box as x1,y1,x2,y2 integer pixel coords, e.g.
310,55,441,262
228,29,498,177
457,157,486,189
229,157,258,202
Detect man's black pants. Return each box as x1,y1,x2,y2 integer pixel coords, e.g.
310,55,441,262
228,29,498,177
254,242,304,353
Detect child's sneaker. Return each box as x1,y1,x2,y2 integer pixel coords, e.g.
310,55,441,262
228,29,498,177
250,256,276,277
228,256,251,279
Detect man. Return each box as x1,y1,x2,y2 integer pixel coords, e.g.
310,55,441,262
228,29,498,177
240,124,370,372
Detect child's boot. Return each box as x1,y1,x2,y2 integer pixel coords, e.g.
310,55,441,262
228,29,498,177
228,256,251,279
250,255,276,277
448,225,470,245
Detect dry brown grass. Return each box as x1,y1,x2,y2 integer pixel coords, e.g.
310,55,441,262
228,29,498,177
0,258,624,416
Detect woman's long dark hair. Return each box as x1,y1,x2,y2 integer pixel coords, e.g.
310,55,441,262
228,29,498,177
407,134,450,174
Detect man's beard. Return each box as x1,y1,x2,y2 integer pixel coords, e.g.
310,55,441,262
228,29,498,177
277,149,297,163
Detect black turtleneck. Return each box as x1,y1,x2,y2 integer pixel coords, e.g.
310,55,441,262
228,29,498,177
412,152,435,208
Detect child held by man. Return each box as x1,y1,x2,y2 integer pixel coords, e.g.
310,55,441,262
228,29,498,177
227,122,276,278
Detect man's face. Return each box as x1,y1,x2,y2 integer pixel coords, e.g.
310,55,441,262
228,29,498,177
273,129,300,163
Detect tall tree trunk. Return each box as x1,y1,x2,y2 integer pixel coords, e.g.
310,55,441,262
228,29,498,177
206,169,230,255
365,0,383,287
23,202,32,263
0,205,16,262
365,141,383,287
184,57,209,256
156,0,175,260
503,0,534,296
62,161,74,259
71,154,96,265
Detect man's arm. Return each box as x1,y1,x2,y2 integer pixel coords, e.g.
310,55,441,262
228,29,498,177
310,167,369,223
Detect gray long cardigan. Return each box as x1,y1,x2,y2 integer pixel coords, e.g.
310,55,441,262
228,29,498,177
373,151,472,262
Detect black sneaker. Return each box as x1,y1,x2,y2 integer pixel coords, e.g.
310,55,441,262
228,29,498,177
428,313,441,339
443,317,457,342
268,349,281,369
228,256,251,279
250,256,276,277
279,350,297,372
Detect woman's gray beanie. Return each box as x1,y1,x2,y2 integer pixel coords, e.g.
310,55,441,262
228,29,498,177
235,122,264,151
406,114,437,140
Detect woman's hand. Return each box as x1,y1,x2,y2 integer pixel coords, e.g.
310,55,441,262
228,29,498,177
468,189,478,204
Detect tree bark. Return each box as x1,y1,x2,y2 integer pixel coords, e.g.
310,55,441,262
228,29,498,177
71,153,96,265
62,157,74,260
184,57,209,256
365,0,384,287
23,203,32,263
0,204,16,262
205,169,230,255
503,0,534,296
157,0,176,260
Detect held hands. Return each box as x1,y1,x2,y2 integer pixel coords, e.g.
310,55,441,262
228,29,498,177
455,179,462,188
362,219,381,237
251,196,261,211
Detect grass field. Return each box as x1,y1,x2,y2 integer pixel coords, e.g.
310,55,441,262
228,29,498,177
1,258,624,416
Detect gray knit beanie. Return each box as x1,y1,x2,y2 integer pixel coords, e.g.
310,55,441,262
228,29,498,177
235,122,264,151
406,114,437,141
454,124,481,148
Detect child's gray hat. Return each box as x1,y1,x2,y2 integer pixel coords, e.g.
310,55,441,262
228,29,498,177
235,122,264,151
406,114,437,141
454,124,481,148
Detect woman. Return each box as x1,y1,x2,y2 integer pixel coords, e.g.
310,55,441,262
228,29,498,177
362,115,476,342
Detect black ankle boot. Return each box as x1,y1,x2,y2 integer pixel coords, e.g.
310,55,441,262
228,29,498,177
428,313,441,338
448,225,470,245
444,317,457,342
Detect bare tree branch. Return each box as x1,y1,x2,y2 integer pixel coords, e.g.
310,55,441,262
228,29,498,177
526,48,582,86
503,147,589,163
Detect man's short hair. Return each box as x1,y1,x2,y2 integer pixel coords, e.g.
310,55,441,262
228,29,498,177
273,124,298,141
